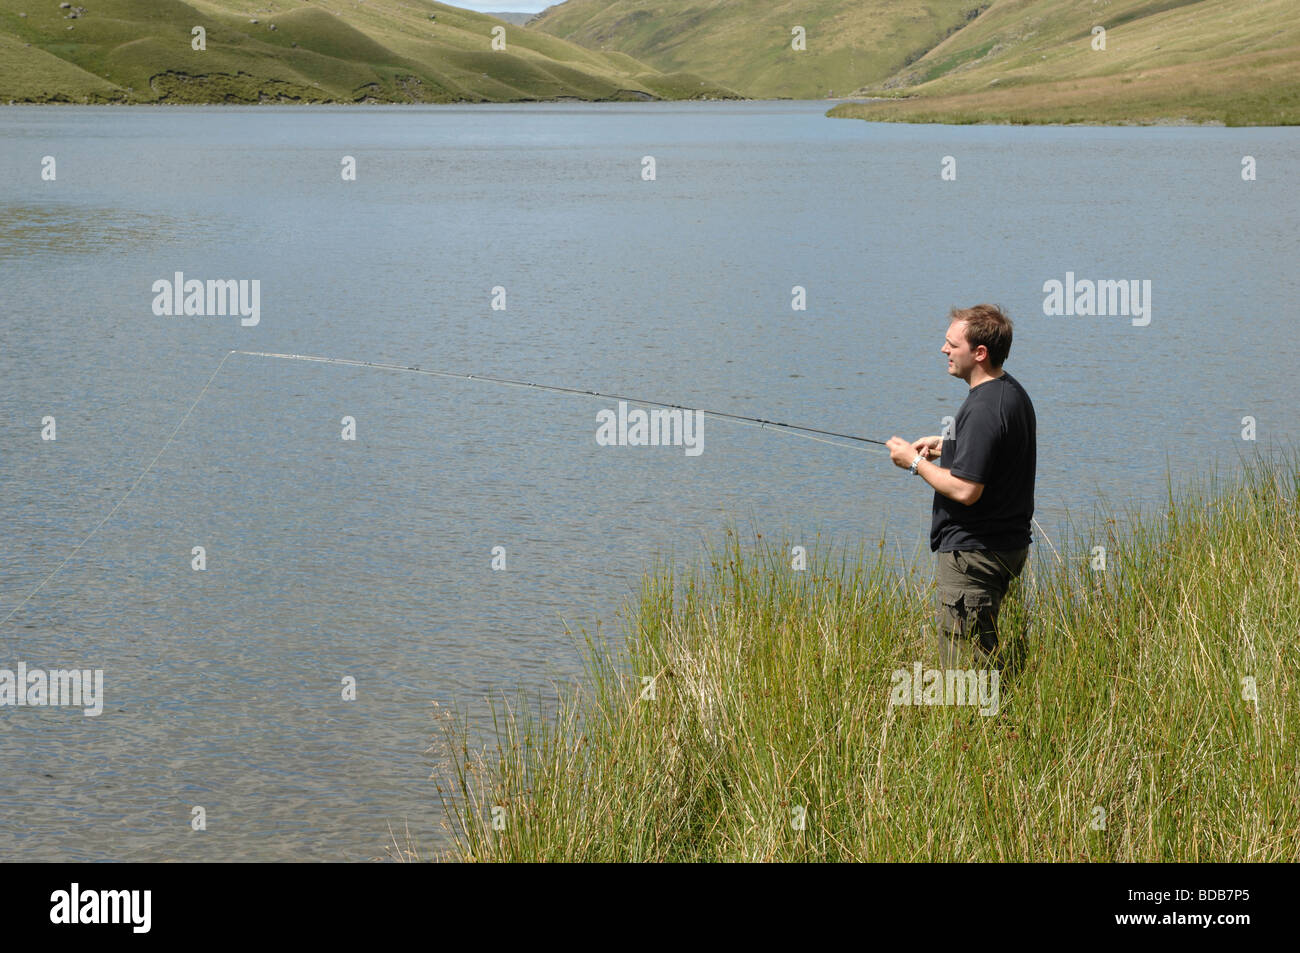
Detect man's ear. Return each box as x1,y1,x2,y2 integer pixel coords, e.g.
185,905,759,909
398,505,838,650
974,344,988,364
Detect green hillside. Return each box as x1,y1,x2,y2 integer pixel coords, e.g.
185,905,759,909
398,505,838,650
530,0,988,100
0,0,739,103
484,12,534,27
530,0,1296,122
830,0,1300,124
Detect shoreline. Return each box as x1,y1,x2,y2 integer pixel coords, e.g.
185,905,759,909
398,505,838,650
0,97,1265,127
0,97,1255,128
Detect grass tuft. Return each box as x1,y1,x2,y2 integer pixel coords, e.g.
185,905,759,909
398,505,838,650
432,452,1300,861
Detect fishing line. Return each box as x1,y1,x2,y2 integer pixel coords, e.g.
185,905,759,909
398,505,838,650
0,350,235,632
1,348,895,632
231,350,891,453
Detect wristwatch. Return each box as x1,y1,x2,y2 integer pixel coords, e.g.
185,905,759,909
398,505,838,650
908,453,923,475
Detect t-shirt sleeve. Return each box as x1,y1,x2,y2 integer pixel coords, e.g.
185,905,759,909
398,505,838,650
950,397,1000,484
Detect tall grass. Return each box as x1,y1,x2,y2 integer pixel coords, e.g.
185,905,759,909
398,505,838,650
430,455,1300,861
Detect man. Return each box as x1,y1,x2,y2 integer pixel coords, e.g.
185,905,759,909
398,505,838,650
886,304,1036,670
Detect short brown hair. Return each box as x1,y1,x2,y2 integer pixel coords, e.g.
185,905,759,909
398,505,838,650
950,304,1013,368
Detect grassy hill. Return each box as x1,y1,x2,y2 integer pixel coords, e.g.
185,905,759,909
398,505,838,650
529,0,1296,123
0,0,739,103
830,0,1300,124
484,12,535,27
530,0,989,100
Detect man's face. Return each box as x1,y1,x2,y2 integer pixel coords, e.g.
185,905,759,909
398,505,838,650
942,320,982,381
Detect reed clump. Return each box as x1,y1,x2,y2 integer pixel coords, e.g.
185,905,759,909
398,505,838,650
433,454,1300,861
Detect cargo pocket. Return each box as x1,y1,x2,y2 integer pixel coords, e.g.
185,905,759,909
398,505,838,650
938,590,971,638
961,590,999,658
942,588,993,634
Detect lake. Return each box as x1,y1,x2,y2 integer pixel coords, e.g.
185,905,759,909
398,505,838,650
0,101,1296,860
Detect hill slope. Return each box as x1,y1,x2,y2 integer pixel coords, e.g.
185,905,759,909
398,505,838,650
0,0,739,103
829,0,1300,124
530,0,989,100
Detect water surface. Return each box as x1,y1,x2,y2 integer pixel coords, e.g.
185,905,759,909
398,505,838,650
0,102,1296,860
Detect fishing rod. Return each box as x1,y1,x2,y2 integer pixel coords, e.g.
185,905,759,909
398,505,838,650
231,350,890,450
1,348,891,633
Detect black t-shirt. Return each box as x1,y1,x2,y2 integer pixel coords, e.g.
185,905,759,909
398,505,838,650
930,371,1036,553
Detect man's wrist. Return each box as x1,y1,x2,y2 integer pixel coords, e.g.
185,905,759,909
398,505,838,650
908,453,924,475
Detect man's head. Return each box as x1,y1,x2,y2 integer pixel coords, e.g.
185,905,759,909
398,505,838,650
943,304,1013,383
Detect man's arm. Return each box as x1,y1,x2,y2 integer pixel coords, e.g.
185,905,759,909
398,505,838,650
916,458,983,505
885,436,984,505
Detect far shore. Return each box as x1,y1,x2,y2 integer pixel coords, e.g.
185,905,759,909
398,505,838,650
1,96,1264,127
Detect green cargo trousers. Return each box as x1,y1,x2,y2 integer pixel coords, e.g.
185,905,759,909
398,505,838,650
936,547,1029,669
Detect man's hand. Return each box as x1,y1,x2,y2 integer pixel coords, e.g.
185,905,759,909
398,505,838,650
887,436,921,469
911,435,943,460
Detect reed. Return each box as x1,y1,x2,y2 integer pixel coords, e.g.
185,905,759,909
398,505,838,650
432,453,1300,861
